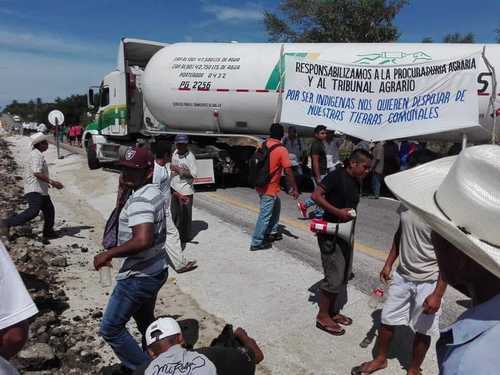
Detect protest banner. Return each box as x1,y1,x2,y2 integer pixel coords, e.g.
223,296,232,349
280,52,481,141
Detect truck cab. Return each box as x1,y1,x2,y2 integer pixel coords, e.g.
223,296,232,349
84,38,167,167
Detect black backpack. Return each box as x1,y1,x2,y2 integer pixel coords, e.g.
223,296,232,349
248,142,284,188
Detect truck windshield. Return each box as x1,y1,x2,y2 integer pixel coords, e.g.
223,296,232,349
100,87,110,107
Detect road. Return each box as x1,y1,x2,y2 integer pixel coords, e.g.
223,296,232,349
1,123,468,374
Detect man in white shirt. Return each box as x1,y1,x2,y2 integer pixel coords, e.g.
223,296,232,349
152,141,197,273
282,126,304,190
323,130,342,172
170,134,197,243
0,239,39,362
1,133,64,244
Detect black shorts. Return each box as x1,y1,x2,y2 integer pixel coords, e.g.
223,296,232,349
317,233,352,294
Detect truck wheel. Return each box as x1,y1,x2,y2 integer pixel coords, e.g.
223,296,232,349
86,138,101,170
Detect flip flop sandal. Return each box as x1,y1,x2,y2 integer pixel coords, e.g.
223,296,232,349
351,362,386,375
316,321,345,336
332,314,353,326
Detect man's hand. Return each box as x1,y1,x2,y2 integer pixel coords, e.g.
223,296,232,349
94,251,112,270
336,208,354,222
179,194,191,205
50,180,64,189
379,265,392,284
422,292,442,314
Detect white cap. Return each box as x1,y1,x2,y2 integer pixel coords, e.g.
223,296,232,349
145,317,181,346
30,132,48,146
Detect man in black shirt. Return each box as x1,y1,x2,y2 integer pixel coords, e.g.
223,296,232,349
297,125,327,218
312,149,372,336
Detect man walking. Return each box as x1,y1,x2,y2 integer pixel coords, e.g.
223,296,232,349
385,145,500,374
250,123,299,251
297,125,327,218
312,149,372,336
1,133,64,244
94,146,168,373
152,141,197,273
170,134,197,244
353,206,446,375
282,126,304,190
371,141,384,198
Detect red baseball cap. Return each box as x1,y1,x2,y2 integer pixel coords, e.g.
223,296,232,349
118,146,154,169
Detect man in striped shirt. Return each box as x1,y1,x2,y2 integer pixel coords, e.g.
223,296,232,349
93,146,168,373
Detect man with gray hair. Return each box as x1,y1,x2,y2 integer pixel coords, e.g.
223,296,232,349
384,145,500,374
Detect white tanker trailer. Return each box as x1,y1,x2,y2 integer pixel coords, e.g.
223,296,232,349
84,38,500,184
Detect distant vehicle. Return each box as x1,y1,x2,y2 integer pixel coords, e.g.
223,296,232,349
84,38,500,184
12,115,21,122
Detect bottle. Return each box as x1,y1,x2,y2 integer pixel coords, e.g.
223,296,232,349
368,287,384,309
99,265,112,287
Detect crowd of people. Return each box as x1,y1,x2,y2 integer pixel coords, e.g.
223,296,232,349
1,124,499,375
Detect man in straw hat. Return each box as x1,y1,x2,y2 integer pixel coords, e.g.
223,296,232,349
381,145,500,374
0,132,64,244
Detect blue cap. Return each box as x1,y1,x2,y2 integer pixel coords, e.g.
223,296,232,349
175,134,189,144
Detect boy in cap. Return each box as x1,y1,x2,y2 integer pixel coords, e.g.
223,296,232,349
134,317,264,375
170,134,197,243
1,132,64,244
94,146,168,372
384,145,500,374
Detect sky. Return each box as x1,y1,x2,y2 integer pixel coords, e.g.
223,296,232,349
1,0,499,110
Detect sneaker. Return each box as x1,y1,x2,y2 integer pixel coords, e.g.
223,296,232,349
297,200,308,219
267,233,283,242
249,242,272,251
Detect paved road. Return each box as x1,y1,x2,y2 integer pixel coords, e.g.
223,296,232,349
28,130,468,328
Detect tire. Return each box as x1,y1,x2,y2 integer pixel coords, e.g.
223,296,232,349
86,137,101,170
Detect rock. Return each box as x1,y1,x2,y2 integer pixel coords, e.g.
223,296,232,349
91,311,103,319
80,247,88,253
50,256,67,268
17,343,56,368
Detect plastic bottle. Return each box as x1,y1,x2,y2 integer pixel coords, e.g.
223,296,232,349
99,265,112,287
368,287,385,309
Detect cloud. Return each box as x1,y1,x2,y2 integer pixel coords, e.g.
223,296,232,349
201,2,264,23
0,50,112,109
0,28,115,61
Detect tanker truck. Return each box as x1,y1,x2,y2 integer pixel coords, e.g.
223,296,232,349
84,38,500,184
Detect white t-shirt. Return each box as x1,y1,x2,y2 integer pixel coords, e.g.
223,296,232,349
0,241,38,331
396,206,439,282
323,139,341,169
153,161,172,208
24,148,49,195
170,150,197,195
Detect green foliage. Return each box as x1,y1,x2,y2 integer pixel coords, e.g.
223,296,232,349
264,0,408,42
442,32,475,43
421,37,433,43
2,94,89,125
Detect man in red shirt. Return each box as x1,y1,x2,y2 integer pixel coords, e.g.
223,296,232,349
250,123,299,251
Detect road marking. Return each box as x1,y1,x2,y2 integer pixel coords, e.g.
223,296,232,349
204,191,387,261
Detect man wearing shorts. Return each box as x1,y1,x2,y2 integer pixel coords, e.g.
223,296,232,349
352,206,447,375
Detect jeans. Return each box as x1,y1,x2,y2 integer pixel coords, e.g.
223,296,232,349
372,173,382,197
251,194,281,247
6,192,54,236
100,269,168,370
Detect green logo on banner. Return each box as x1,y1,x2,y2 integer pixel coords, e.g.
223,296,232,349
353,51,432,65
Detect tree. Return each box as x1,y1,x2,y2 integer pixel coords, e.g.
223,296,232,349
421,37,433,43
442,32,474,43
264,0,408,42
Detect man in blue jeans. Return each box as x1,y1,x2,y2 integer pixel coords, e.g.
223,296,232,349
94,146,168,373
250,123,299,251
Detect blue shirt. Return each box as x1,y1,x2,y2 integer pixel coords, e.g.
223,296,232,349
437,293,500,375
